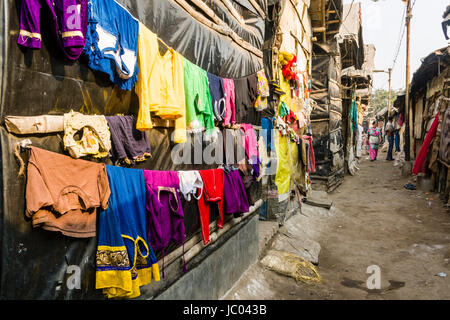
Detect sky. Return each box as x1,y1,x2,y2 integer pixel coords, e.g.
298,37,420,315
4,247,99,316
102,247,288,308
343,0,449,91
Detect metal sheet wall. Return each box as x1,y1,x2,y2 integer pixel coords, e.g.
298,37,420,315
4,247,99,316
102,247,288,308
0,0,266,299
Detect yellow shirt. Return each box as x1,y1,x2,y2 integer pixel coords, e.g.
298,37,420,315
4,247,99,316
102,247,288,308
135,22,186,143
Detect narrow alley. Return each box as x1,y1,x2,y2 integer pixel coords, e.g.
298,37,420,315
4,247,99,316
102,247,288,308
224,151,450,300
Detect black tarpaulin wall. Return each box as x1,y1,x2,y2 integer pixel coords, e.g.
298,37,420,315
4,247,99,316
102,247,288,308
0,0,266,299
309,41,344,190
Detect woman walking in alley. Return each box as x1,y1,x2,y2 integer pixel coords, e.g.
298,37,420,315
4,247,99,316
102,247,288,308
367,121,382,161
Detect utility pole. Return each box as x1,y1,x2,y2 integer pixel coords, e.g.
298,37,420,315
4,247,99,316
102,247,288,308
404,0,412,161
388,67,392,116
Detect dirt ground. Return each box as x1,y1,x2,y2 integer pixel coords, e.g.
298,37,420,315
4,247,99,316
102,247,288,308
223,150,450,300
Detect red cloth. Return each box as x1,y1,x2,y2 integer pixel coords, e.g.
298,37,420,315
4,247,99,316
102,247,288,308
412,113,439,175
302,135,316,173
197,169,225,245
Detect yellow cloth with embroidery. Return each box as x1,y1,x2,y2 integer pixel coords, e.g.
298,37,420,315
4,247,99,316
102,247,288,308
95,165,160,299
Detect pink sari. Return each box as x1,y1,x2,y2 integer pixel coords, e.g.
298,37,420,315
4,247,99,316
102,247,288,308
368,127,381,160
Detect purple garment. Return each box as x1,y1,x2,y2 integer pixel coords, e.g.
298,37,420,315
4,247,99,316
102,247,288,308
105,115,151,166
143,170,185,249
18,0,88,60
223,169,249,215
143,170,186,277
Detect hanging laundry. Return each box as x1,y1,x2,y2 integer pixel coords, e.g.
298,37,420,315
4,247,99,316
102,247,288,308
350,100,359,133
83,0,139,91
25,146,110,238
18,0,88,60
279,101,290,118
63,110,112,159
135,22,187,143
184,58,216,142
197,169,225,245
178,170,204,201
275,131,290,196
96,165,159,299
222,166,249,215
143,170,186,277
222,78,236,126
412,113,439,175
234,74,261,126
240,124,259,165
261,117,275,152
279,70,292,110
254,70,270,111
207,73,226,122
134,22,158,132
302,135,316,173
105,115,151,166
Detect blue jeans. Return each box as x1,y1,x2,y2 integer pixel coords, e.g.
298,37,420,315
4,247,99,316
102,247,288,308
394,131,400,152
387,135,394,160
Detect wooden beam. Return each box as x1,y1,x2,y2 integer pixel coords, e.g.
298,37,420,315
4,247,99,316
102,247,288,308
313,27,326,33
248,0,266,19
173,0,263,58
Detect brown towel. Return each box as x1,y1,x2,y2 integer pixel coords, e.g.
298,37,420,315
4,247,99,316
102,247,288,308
26,146,111,237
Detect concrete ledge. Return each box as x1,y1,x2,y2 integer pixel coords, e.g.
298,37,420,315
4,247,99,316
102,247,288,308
154,214,259,300
258,220,279,258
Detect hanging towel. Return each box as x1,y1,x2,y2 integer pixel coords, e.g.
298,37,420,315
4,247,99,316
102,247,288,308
96,165,160,299
18,0,89,60
83,0,139,91
105,115,151,166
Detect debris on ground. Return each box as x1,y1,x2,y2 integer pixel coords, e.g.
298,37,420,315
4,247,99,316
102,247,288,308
260,250,322,284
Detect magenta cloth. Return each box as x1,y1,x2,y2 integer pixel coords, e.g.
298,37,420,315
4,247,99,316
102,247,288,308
223,78,236,126
369,144,378,161
223,169,249,215
302,135,316,173
240,124,259,165
18,0,88,60
143,170,185,250
144,170,186,277
412,113,439,175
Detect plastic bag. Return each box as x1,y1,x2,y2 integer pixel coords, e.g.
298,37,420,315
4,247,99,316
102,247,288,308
261,250,321,283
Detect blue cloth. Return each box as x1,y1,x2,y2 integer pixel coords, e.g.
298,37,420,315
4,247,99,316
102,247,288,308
394,130,400,152
261,117,275,152
387,135,394,160
84,0,139,91
350,100,358,133
96,165,159,298
207,72,226,122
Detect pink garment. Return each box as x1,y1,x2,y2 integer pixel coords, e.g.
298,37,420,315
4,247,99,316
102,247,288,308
223,78,236,126
412,113,439,175
302,135,316,173
369,144,378,160
240,124,259,165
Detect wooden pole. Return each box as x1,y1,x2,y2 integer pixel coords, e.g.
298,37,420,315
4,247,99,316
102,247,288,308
388,67,392,116
405,0,412,161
